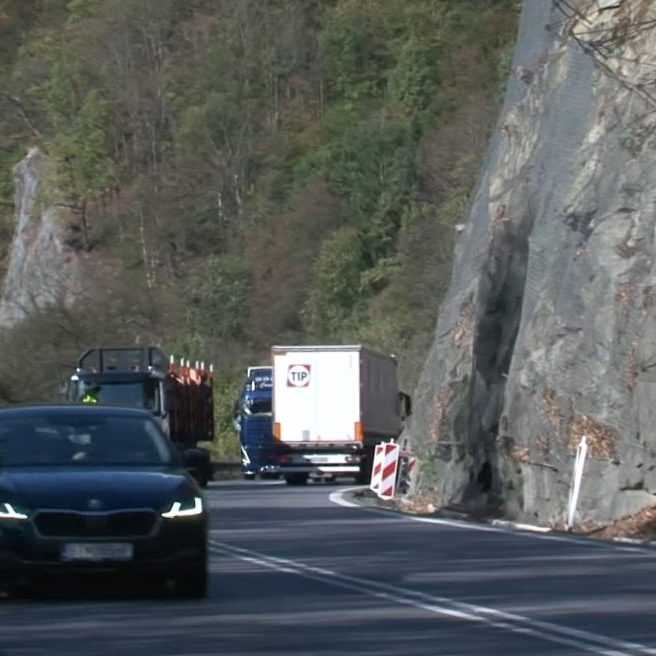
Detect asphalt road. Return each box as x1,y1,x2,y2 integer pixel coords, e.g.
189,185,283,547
3,480,656,655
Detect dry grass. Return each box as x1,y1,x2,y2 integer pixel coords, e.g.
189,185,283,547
568,414,617,459
592,504,656,540
535,433,551,456
398,494,440,515
615,281,637,306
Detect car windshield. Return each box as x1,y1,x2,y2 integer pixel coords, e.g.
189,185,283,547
0,415,173,467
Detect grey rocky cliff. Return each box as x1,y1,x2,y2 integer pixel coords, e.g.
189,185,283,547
0,148,81,328
406,0,656,528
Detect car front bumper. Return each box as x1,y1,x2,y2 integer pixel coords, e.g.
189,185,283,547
0,515,207,584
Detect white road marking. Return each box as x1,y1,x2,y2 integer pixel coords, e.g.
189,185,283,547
211,540,656,656
328,486,362,508
327,487,652,554
491,519,552,533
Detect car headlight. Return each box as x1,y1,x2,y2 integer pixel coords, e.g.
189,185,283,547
161,496,203,519
0,503,29,520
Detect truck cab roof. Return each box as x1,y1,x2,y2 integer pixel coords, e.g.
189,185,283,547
71,370,167,382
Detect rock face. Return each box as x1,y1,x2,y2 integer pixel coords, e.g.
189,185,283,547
0,148,81,328
406,0,656,527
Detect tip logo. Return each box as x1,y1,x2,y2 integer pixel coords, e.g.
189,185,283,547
287,364,311,387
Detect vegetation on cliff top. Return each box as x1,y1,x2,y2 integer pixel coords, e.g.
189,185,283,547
0,0,518,457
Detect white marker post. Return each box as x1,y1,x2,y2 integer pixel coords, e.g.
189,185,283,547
567,435,588,530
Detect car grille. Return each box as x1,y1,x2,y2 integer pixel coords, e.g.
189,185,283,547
34,511,157,538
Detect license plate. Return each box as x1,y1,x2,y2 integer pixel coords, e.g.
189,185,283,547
306,456,329,464
305,455,347,464
61,543,134,562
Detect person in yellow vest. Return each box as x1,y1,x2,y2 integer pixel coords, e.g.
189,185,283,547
81,386,100,404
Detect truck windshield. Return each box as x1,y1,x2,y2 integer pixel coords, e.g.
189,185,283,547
74,380,160,412
245,398,272,415
0,415,172,467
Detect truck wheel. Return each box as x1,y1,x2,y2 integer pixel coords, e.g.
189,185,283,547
356,448,374,484
284,473,309,486
175,560,208,599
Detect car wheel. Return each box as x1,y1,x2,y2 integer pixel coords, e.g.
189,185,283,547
284,473,308,486
176,560,208,599
243,472,256,481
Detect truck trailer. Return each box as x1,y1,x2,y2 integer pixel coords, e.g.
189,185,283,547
271,345,410,485
66,346,215,486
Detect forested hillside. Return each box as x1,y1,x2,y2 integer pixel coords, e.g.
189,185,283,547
0,0,518,456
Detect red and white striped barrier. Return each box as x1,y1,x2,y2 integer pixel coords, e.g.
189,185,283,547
369,442,416,499
379,442,400,499
369,444,385,494
369,442,400,500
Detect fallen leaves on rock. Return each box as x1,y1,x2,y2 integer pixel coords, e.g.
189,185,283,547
589,504,656,541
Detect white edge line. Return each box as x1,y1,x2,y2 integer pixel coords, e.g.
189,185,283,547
211,540,652,656
328,487,653,553
491,519,552,533
328,486,363,508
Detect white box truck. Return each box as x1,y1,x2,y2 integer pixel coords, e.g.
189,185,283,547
272,345,411,485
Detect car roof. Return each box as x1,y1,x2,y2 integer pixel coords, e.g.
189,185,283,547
0,404,153,419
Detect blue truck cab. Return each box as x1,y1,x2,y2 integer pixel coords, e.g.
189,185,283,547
234,367,277,479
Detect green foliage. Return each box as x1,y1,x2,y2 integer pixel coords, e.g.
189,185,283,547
0,0,520,406
303,227,364,338
65,0,102,21
297,117,416,267
0,147,21,206
45,59,80,125
189,255,251,341
319,0,390,102
204,370,242,462
49,89,115,202
0,1,40,68
388,35,440,113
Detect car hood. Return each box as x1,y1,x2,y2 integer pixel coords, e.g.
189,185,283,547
0,468,196,512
